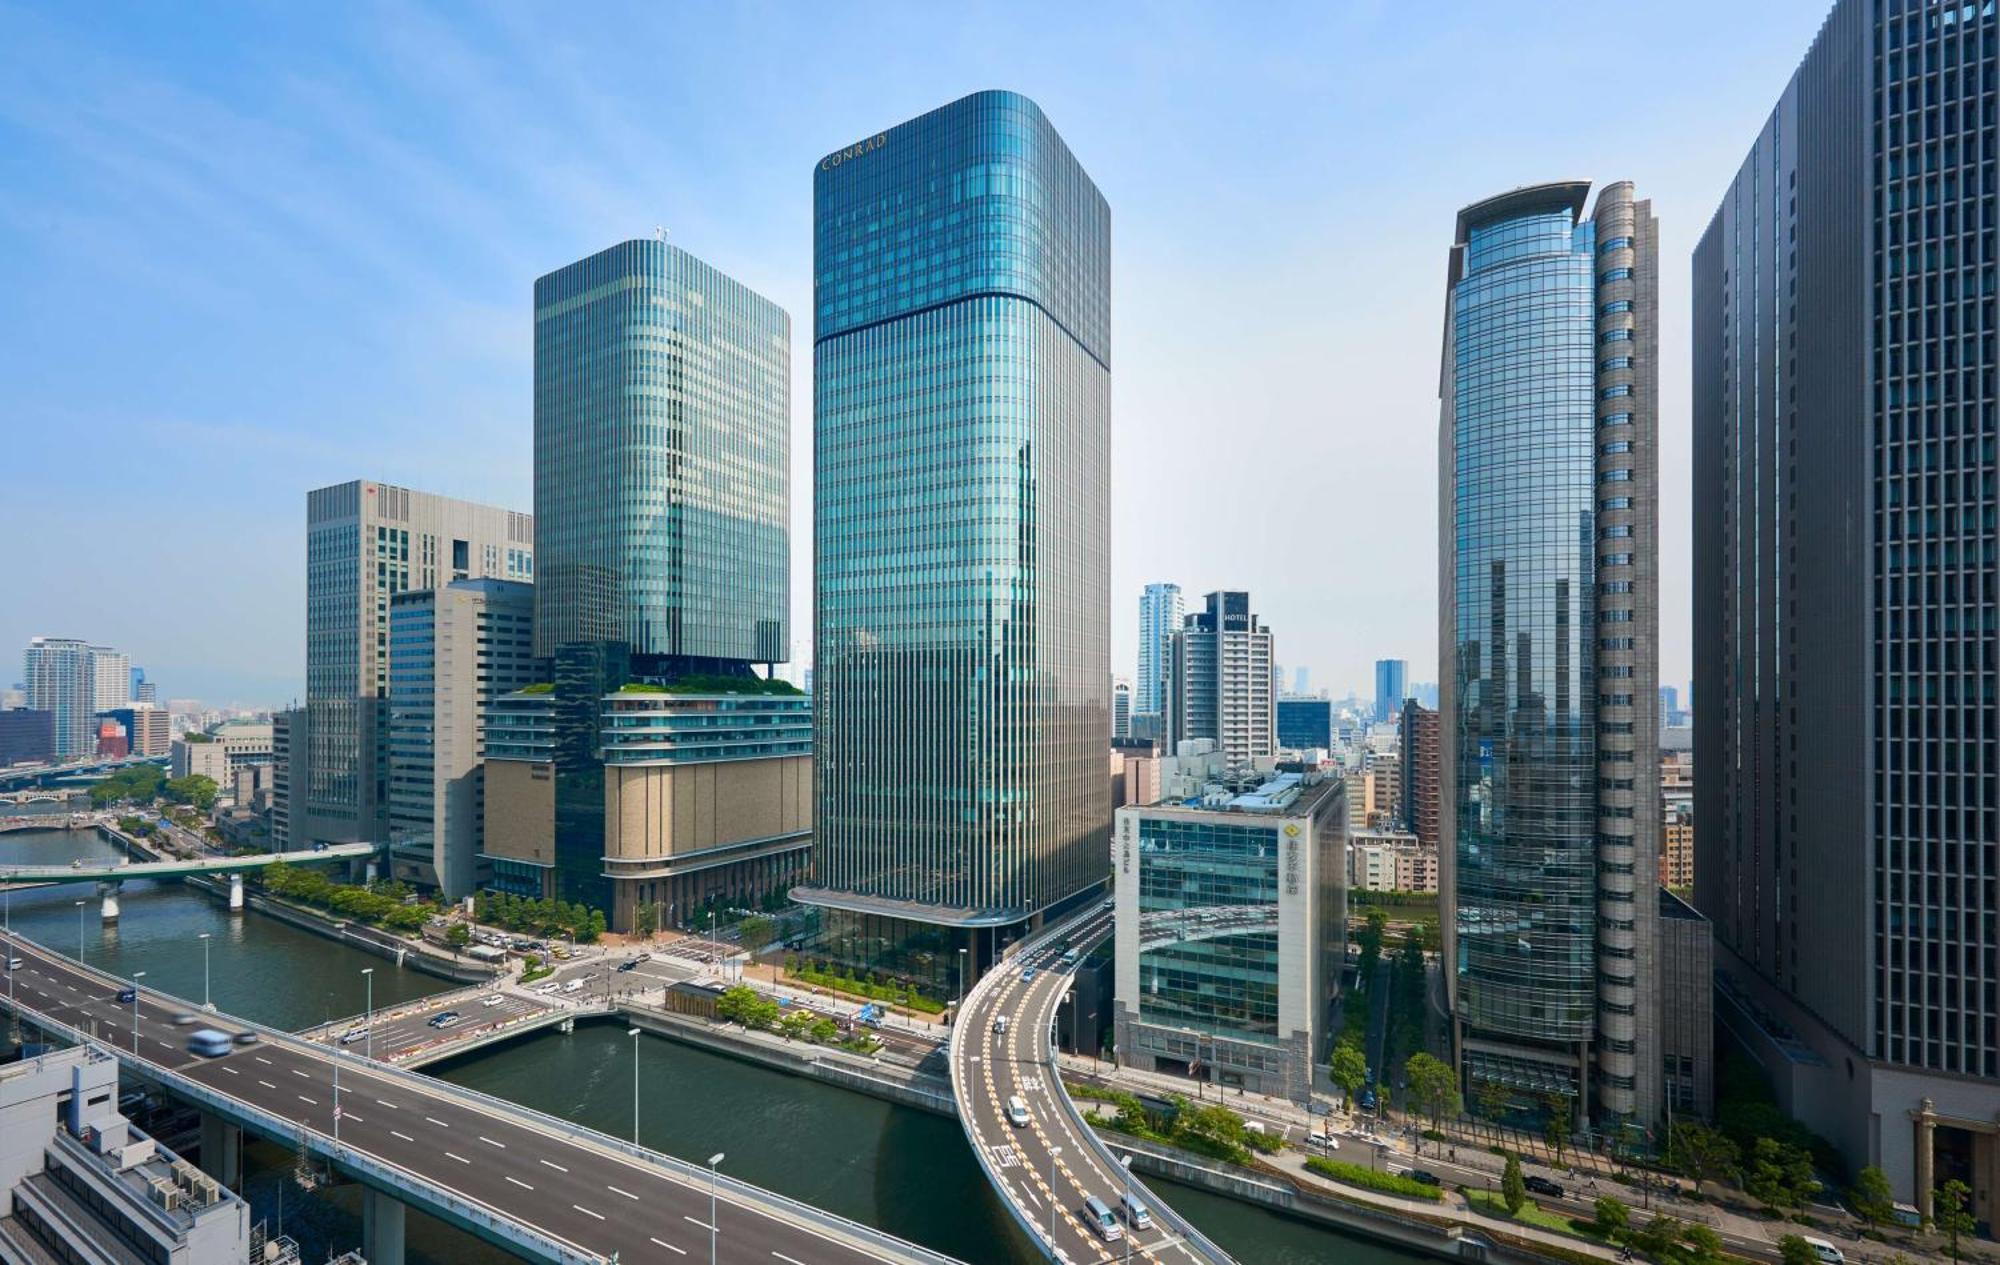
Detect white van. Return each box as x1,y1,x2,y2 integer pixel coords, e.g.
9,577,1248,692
1006,1095,1031,1127
562,978,584,994
1081,1195,1122,1242
1118,1190,1153,1230
1800,1237,1845,1265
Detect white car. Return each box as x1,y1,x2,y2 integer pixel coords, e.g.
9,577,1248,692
480,994,506,1008
535,982,561,996
1005,1095,1030,1127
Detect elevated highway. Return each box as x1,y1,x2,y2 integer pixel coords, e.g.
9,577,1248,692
0,842,377,887
0,930,959,1265
951,906,1236,1264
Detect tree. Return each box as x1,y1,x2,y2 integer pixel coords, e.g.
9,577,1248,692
445,923,471,953
1592,1195,1630,1239
778,1010,814,1041
1542,1093,1572,1163
1936,1178,1974,1262
163,774,218,813
1743,1136,1820,1209
1849,1164,1893,1227
1778,1235,1821,1265
1680,1224,1726,1264
633,901,661,938
1501,1152,1526,1215
1405,1052,1460,1129
1474,1078,1511,1122
1329,1041,1368,1109
739,916,775,954
714,986,779,1031
1630,1216,1684,1259
1666,1120,1739,1189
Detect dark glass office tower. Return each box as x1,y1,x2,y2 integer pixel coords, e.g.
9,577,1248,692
1439,181,1663,1131
528,240,790,909
798,91,1111,994
1694,0,1998,1222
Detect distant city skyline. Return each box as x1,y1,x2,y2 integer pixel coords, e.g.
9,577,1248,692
0,4,1843,703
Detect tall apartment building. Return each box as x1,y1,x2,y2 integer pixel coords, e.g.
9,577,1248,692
1399,699,1441,852
385,578,536,900
0,708,54,765
1694,0,1999,1220
1373,658,1409,723
295,481,532,851
1440,180,1674,1131
1112,679,1132,739
799,91,1111,994
496,237,792,919
1168,591,1276,770
1136,582,1184,721
22,637,125,759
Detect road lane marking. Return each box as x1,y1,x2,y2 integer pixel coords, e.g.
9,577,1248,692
222,1067,238,1076
375,1099,397,1109
773,1254,809,1265
539,1159,568,1172
649,1237,685,1255
478,1135,505,1148
391,1130,414,1142
254,1056,271,1064
259,1080,278,1089
607,1184,637,1200
344,1114,362,1124
425,1116,450,1128
445,1151,469,1164
291,1069,311,1079
297,1095,317,1105
574,1204,605,1221
683,1217,713,1231
506,1175,534,1190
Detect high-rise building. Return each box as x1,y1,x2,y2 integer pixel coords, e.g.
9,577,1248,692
1293,667,1310,696
1440,180,1674,1131
0,709,54,765
1168,591,1276,769
799,90,1111,993
1693,0,1998,1219
22,637,123,760
101,706,169,758
1112,679,1132,739
1372,659,1409,723
522,238,793,917
1399,699,1440,853
296,481,533,851
386,579,537,900
1136,583,1184,721
271,707,303,850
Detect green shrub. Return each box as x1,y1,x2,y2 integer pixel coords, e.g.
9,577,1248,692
1303,1156,1444,1202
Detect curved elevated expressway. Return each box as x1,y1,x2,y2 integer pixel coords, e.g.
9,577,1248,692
949,907,1236,1265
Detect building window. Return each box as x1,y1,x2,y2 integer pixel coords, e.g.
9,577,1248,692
1600,267,1632,283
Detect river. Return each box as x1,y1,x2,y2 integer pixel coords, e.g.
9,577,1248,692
2,824,1424,1265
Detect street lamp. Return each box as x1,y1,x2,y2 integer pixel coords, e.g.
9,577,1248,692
74,900,86,963
1047,1146,1063,1248
956,947,967,1012
198,933,213,1010
129,971,145,1052
706,1152,725,1265
629,1027,642,1145
1119,1154,1136,1263
360,968,374,1060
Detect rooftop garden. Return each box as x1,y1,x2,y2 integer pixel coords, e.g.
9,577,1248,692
616,675,802,696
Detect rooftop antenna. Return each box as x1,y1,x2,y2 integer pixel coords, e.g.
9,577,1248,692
654,225,668,242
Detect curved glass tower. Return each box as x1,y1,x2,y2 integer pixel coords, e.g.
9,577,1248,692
1439,181,1661,1128
801,91,1111,987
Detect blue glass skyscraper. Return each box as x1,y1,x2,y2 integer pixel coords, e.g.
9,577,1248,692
1373,659,1409,723
798,91,1111,992
1440,182,1663,1131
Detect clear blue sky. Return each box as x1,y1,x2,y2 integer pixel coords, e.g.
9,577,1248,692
0,1,1834,706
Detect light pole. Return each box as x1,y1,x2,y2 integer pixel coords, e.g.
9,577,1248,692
956,947,967,1013
629,1027,642,1144
360,968,374,1061
1046,1145,1063,1248
129,971,145,1052
706,1151,724,1265
198,933,213,1010
74,900,86,963
1119,1154,1136,1263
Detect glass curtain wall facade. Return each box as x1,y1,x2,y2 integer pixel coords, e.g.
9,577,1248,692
1374,659,1409,723
1695,0,1998,1219
802,91,1111,984
1440,181,1663,1128
1137,582,1184,719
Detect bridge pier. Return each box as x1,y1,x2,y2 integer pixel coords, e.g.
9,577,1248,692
97,881,121,923
228,873,244,911
198,1113,242,1189
362,1187,406,1265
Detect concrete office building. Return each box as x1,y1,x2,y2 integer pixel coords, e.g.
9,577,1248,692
798,91,1111,995
1114,771,1345,1100
1112,679,1132,739
1168,591,1276,770
1399,699,1441,852
1373,659,1409,723
270,707,303,850
1348,827,1437,894
0,1046,250,1263
1136,583,1183,722
101,706,170,758
0,710,55,766
296,480,533,852
1440,180,1668,1130
1694,0,2000,1220
529,237,791,915
385,578,537,900
169,737,227,784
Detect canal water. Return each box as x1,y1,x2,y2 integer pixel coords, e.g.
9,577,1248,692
3,825,1425,1265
